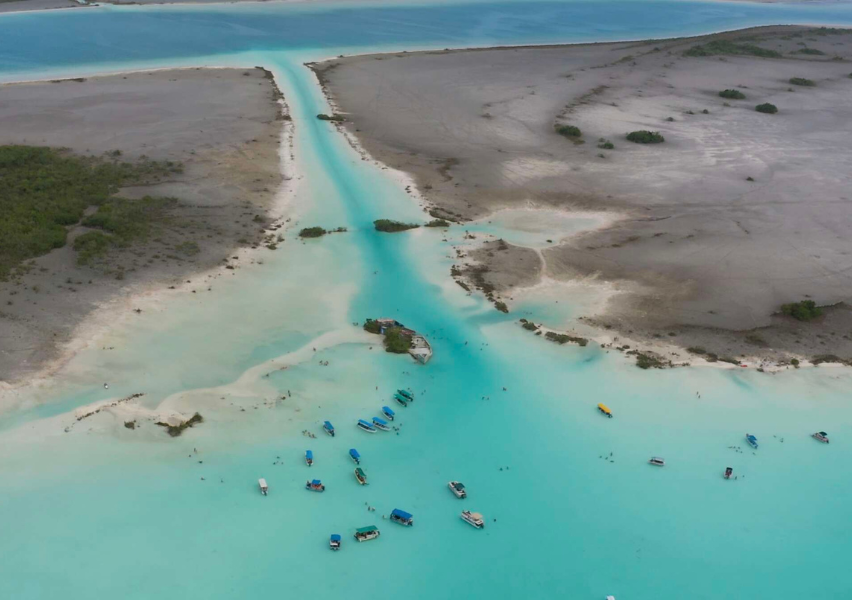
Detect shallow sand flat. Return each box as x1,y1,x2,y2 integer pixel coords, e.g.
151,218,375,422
314,26,852,361
0,68,285,384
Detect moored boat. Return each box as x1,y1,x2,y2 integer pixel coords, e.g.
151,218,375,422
258,478,268,496
305,450,313,467
394,393,409,407
724,467,733,479
389,508,414,526
397,389,414,402
460,510,484,529
329,534,341,551
355,467,368,485
812,431,829,444
597,403,613,418
745,433,758,449
323,421,335,437
448,481,467,499
649,457,665,466
357,419,377,433
372,417,390,431
354,525,380,542
349,448,361,464
381,406,395,421
306,479,326,492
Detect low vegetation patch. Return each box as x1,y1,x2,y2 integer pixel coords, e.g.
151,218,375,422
363,319,382,334
374,219,420,233
755,103,778,114
597,139,615,150
789,77,815,86
632,351,667,369
0,145,181,280
157,413,204,437
425,219,450,228
316,113,345,122
383,327,412,354
494,301,509,313
812,354,850,366
626,130,665,144
794,48,825,56
299,226,327,238
719,89,746,100
544,331,589,347
555,124,582,138
520,319,539,331
684,40,781,59
781,299,822,321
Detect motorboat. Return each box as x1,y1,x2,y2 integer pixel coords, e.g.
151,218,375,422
597,403,613,418
389,509,414,526
397,389,414,402
724,467,733,479
329,534,341,551
355,467,368,485
258,478,268,496
372,417,390,431
381,406,395,421
649,457,665,466
305,450,313,467
394,393,409,407
460,510,484,529
745,433,758,449
349,448,361,465
357,419,377,433
812,431,829,444
306,479,326,492
354,526,380,542
448,481,467,499
323,421,335,437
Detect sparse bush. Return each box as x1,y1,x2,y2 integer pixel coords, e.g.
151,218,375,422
795,48,825,55
374,219,420,233
719,89,746,100
316,113,345,122
684,40,781,59
626,130,665,144
363,319,382,334
555,124,582,138
494,301,508,313
597,140,614,150
755,103,778,114
425,219,450,228
299,226,327,238
781,299,822,321
789,77,815,86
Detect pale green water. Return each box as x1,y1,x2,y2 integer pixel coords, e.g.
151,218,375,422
2,2,852,599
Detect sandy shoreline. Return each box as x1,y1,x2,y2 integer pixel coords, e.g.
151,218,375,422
312,25,852,367
0,67,292,389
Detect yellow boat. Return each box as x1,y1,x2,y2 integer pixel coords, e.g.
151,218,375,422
597,403,613,418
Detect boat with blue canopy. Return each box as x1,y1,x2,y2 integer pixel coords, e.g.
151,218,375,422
745,433,758,449
305,450,313,467
372,417,390,431
397,389,414,402
329,534,341,551
349,448,361,464
381,406,395,421
355,467,368,485
306,479,326,492
357,419,377,433
394,393,409,407
323,421,335,437
389,509,414,526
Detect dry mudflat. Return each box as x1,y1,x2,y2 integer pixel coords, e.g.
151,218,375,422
313,26,852,365
0,68,287,384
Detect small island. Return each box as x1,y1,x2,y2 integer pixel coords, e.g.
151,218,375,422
316,113,345,122
298,226,347,238
364,318,432,363
374,219,420,233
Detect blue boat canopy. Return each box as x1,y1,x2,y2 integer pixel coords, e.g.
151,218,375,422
382,406,394,414
311,479,322,485
349,448,360,458
324,421,333,428
391,509,413,520
306,450,313,458
358,419,374,427
373,417,388,425
330,534,341,541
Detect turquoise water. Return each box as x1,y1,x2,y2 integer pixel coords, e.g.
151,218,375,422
2,1,852,599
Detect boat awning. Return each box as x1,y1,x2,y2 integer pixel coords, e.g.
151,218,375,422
349,449,360,457
373,417,387,425
358,419,374,427
311,479,322,485
330,534,341,541
597,403,612,414
356,526,378,534
470,512,483,520
306,450,313,459
391,509,413,520
382,406,394,414
819,431,828,436
323,421,333,428
258,478,267,487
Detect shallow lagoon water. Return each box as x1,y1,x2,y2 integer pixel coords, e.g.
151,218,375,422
2,1,852,599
